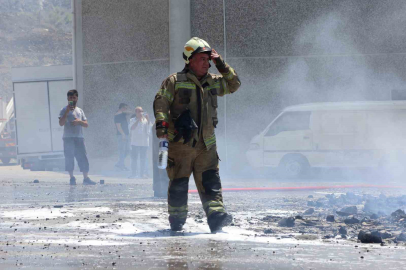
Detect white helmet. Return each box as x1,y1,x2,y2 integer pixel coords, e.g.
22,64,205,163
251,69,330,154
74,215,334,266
183,37,212,64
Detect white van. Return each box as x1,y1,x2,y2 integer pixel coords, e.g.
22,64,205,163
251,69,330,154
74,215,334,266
246,101,406,178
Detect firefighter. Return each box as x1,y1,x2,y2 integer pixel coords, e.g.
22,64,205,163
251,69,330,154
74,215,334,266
153,37,241,232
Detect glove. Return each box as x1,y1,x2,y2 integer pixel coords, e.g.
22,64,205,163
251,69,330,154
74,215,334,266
173,109,198,144
156,121,168,138
215,55,227,73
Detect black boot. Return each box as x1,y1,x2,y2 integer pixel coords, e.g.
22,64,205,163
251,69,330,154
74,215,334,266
169,216,185,231
208,212,233,233
70,176,76,186
83,177,96,185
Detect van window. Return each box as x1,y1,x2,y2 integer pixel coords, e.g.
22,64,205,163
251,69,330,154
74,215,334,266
265,111,311,136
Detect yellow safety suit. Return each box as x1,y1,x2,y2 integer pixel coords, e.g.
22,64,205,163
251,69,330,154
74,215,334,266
153,56,241,225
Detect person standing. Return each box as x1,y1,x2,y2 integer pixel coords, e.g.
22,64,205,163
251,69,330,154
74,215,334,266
114,103,130,170
59,89,96,185
128,106,152,178
153,37,241,232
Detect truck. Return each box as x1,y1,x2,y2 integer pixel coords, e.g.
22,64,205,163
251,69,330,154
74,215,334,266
0,97,16,165
12,65,73,171
246,101,406,178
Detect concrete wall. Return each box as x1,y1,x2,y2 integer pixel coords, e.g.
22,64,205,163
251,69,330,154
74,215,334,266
79,0,169,158
192,0,406,174
79,0,406,175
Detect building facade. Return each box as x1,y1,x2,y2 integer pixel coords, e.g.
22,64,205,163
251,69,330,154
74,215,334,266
74,0,406,174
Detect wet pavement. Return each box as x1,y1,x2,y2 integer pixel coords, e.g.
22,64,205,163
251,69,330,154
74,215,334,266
1,163,406,269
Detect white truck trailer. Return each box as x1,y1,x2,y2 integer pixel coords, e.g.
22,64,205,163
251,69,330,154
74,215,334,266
12,65,73,170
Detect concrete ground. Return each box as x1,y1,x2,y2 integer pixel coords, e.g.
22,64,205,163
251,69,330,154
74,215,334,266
1,161,406,269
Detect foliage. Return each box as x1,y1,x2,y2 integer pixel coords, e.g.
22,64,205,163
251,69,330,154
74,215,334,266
0,0,72,98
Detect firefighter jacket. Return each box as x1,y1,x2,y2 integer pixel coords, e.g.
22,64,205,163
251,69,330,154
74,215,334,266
154,57,241,150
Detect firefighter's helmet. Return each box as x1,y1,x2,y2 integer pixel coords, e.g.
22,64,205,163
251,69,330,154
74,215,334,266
183,37,212,64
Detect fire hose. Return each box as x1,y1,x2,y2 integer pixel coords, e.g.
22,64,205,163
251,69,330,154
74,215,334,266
188,184,406,194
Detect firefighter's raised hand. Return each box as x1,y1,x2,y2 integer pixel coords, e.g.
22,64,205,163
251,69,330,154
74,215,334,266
211,49,227,72
211,49,220,65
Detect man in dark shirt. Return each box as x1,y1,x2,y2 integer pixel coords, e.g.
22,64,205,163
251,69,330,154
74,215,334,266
114,103,130,170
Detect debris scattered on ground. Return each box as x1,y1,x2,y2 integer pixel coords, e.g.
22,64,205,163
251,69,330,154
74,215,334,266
278,217,295,227
358,230,382,243
396,233,406,241
303,208,315,215
380,231,392,239
249,191,406,246
339,226,347,235
307,201,316,206
391,209,406,221
336,206,357,216
295,234,318,240
3,173,406,258
344,216,360,225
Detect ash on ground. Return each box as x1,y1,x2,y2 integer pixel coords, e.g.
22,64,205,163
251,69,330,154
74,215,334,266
233,191,406,245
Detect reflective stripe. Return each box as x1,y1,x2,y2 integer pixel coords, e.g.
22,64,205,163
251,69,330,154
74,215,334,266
168,130,177,141
168,205,188,219
158,88,174,103
175,82,196,90
208,207,226,216
207,82,220,91
203,200,224,209
155,112,168,121
203,200,225,216
222,79,231,95
168,205,188,211
222,67,235,80
204,133,216,148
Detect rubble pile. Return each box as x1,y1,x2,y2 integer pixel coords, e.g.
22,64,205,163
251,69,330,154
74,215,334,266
257,192,406,245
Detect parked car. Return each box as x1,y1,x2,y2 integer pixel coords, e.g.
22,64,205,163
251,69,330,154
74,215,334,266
246,101,406,178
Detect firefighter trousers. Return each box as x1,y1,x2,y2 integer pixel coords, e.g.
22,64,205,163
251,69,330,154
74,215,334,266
166,140,225,223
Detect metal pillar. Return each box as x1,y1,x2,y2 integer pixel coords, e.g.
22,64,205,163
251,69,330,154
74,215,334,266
169,0,191,74
153,0,191,197
152,125,168,197
72,0,84,108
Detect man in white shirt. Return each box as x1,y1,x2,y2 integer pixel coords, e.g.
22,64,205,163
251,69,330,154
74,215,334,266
128,106,152,178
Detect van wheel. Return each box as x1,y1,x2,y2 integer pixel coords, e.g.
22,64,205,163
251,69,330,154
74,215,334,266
279,155,309,179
